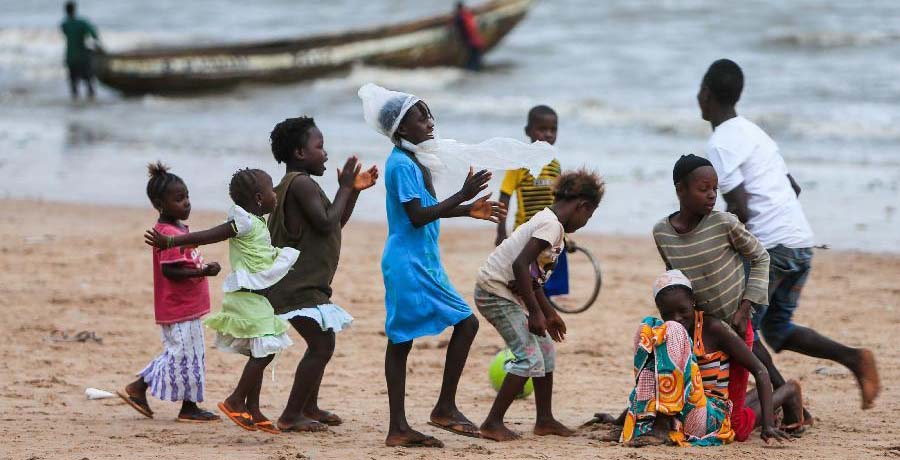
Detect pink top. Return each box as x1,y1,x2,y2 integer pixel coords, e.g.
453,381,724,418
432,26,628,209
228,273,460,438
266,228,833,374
152,222,210,324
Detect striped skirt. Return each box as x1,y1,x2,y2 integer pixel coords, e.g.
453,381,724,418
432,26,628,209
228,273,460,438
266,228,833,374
138,319,206,402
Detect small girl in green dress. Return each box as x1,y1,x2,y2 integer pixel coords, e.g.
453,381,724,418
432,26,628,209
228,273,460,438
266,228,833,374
145,168,300,434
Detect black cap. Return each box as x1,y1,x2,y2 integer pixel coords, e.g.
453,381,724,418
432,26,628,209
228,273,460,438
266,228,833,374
673,154,713,184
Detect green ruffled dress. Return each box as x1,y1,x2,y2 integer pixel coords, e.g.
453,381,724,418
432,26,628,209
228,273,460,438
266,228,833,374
204,205,300,357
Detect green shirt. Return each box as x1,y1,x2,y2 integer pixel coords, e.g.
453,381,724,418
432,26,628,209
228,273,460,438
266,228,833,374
60,16,98,65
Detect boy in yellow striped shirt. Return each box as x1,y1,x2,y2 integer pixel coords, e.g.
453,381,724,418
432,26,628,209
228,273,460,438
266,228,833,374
496,106,567,297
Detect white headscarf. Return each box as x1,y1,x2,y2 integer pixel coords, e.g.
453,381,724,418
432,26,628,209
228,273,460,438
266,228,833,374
358,83,556,198
652,270,693,299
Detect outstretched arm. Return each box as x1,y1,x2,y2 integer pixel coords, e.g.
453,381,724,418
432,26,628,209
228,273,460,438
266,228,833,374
161,262,221,280
145,222,236,249
402,168,502,228
709,320,791,444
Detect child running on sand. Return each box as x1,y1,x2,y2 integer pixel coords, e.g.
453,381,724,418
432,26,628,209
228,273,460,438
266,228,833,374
145,168,300,434
476,169,604,441
264,117,378,432
609,271,796,446
697,58,879,411
496,105,569,298
117,163,221,423
359,83,506,447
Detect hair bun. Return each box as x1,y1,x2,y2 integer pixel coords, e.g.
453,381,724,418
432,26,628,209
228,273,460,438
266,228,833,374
147,161,170,178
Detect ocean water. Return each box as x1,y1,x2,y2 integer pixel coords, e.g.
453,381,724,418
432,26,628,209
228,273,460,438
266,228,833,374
1,0,898,252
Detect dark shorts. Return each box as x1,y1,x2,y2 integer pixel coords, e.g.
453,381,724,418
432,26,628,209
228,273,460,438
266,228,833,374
750,245,813,352
67,59,93,81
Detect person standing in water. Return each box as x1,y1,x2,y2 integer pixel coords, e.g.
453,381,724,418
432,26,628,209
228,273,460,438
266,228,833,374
60,1,102,100
454,1,485,71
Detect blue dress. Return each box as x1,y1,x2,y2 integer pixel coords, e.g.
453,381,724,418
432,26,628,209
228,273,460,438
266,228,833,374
382,147,473,344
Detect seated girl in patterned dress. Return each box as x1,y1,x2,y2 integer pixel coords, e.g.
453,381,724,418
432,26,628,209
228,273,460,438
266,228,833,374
596,271,800,447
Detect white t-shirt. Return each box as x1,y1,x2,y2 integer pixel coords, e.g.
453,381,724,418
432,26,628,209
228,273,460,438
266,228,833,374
476,208,565,304
705,116,815,249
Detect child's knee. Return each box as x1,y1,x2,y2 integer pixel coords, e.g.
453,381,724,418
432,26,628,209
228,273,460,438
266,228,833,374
458,314,479,336
309,340,335,362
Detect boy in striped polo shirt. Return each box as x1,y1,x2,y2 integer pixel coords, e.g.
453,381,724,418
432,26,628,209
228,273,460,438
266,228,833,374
496,105,567,297
653,154,770,440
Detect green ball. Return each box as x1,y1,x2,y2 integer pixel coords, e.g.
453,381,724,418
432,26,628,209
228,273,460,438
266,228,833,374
489,349,533,399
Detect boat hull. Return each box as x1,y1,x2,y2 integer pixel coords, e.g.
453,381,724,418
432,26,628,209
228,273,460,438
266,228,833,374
95,0,531,94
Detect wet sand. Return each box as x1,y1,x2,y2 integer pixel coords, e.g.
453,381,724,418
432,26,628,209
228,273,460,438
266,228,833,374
1,199,897,459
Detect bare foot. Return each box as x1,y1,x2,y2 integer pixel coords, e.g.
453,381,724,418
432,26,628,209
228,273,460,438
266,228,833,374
385,428,444,447
479,420,520,442
626,436,668,447
534,418,575,437
780,380,806,435
303,407,342,426
626,414,671,447
854,349,880,409
223,396,248,415
595,427,622,442
583,412,624,426
277,415,328,432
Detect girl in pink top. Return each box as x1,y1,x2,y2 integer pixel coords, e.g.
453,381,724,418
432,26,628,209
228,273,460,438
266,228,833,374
117,163,221,423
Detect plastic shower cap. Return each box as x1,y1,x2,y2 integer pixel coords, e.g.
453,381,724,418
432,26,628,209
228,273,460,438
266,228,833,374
358,83,421,140
358,82,558,199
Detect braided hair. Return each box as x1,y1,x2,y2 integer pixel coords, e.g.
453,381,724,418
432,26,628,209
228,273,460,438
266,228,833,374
270,117,317,164
229,168,269,210
146,161,185,209
553,168,605,207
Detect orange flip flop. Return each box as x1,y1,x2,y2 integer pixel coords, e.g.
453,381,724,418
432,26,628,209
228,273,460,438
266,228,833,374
253,420,281,434
217,401,257,431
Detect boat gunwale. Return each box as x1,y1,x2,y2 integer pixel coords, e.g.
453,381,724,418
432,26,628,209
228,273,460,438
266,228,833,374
102,0,529,59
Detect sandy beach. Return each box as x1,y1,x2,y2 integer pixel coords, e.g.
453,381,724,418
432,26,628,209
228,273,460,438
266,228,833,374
1,199,898,460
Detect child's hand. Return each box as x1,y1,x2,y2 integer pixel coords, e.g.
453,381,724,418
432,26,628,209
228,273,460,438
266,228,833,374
354,165,379,191
546,313,567,342
761,425,792,445
202,262,221,277
458,167,491,201
527,311,548,337
144,228,171,249
469,194,507,223
731,299,752,337
336,156,362,189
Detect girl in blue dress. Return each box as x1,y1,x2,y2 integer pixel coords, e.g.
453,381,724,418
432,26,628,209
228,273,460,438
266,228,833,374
360,83,506,447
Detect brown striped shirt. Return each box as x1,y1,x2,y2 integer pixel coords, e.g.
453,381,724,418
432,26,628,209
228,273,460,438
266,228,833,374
653,211,769,322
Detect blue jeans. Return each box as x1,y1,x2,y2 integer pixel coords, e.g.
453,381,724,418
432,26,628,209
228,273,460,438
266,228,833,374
751,245,813,352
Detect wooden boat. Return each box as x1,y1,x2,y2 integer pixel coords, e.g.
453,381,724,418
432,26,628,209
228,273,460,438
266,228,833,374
95,0,532,94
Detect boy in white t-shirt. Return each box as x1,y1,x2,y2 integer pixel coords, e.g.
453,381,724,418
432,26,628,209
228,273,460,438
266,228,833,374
475,169,604,442
697,59,880,412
